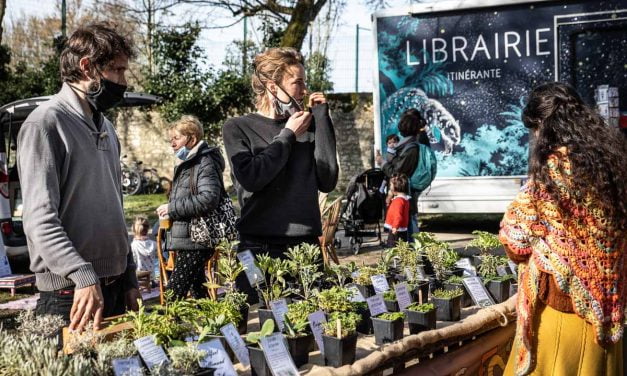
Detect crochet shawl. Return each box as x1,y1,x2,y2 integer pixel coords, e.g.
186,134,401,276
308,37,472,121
499,152,626,376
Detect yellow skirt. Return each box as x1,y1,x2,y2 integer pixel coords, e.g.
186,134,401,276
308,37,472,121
504,304,623,376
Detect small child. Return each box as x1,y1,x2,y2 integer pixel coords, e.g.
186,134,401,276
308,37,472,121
131,215,158,280
384,174,410,247
385,133,400,162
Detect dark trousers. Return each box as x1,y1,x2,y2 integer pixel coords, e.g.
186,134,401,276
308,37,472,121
235,236,319,306
167,250,209,300
36,277,126,322
386,230,408,247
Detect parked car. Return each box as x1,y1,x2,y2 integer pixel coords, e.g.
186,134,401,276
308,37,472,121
0,92,161,260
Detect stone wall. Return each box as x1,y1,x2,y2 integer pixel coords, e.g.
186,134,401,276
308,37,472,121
115,93,376,192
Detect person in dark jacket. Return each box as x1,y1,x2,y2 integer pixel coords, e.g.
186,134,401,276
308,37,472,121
222,47,338,304
156,115,225,299
376,108,430,236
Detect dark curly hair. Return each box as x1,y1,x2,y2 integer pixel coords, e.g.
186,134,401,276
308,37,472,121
398,108,426,137
523,82,627,228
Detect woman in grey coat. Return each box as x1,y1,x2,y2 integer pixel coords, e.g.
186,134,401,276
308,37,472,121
156,115,225,299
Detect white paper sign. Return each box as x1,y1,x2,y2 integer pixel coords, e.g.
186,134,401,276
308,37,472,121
112,357,143,376
394,283,413,310
371,274,390,293
259,333,299,376
0,244,12,278
197,339,237,376
416,266,427,280
220,323,250,366
269,299,289,332
347,284,365,302
307,311,327,355
237,250,264,286
455,258,477,276
133,335,169,370
496,265,509,277
366,293,388,317
462,277,495,308
508,261,518,278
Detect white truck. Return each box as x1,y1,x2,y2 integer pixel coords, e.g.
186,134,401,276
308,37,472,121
372,0,626,213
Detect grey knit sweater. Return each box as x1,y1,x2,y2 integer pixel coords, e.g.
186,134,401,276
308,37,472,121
17,83,137,291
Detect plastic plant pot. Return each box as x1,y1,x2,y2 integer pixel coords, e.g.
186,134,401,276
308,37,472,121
371,316,404,345
384,299,399,312
509,283,518,297
443,282,473,307
432,295,462,321
486,279,511,303
410,281,430,304
322,333,358,367
257,309,278,332
286,333,314,368
355,284,375,299
355,304,373,334
194,368,216,375
238,305,249,334
404,308,436,334
248,345,271,376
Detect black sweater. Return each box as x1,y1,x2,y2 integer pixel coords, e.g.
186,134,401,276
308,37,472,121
222,104,338,243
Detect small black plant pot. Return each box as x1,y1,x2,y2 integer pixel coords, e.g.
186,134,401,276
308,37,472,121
428,275,443,292
486,280,511,303
410,281,430,304
355,304,373,334
256,290,267,309
472,255,484,267
355,283,375,299
322,333,358,368
433,296,462,321
404,308,436,334
384,299,399,312
248,345,271,376
194,368,216,376
394,273,406,282
444,267,465,277
287,334,314,368
257,308,278,332
420,256,435,275
238,305,249,334
509,283,518,297
371,317,404,345
443,282,473,308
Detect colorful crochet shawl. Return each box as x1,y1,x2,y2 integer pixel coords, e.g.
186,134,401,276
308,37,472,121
499,152,626,376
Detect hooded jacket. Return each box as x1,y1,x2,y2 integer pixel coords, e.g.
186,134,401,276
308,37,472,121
167,141,226,251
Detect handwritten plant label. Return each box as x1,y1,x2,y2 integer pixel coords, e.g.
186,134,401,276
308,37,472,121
366,293,388,317
462,277,495,308
508,261,518,279
197,339,237,375
259,333,299,376
394,283,413,310
347,284,366,302
237,250,264,286
371,274,390,294
455,258,477,276
496,265,509,277
307,311,327,355
220,323,250,366
112,357,143,376
133,335,169,370
269,298,289,332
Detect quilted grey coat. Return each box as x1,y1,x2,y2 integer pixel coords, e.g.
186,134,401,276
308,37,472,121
167,141,225,251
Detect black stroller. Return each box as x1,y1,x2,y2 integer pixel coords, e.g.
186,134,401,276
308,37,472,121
340,168,387,254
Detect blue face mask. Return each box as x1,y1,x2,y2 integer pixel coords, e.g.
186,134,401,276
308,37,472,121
175,147,189,160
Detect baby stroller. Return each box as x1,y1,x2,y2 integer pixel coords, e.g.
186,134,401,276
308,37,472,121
340,168,387,254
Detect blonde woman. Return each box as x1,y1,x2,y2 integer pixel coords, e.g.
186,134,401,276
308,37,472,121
156,115,226,299
222,47,338,304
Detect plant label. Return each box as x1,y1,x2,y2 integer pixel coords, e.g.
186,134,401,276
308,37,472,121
347,284,366,302
260,333,299,376
371,274,390,293
394,283,413,310
416,266,427,280
508,261,518,278
307,310,327,356
133,335,169,370
220,323,250,367
112,357,143,376
197,338,237,375
366,293,388,317
351,271,360,279
462,277,496,308
496,265,509,277
455,258,477,276
237,250,264,286
269,298,289,332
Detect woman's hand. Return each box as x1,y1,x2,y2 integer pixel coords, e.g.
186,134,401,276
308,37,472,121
308,92,326,107
375,149,384,166
156,204,169,218
285,111,312,137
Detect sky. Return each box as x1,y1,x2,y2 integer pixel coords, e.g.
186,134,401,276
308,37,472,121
3,0,415,93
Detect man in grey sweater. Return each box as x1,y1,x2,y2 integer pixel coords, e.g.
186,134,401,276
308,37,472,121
17,22,140,332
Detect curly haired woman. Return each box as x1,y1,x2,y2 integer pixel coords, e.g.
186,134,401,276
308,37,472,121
500,82,627,376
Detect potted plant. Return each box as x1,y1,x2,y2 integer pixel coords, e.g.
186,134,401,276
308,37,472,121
404,302,436,334
478,254,513,303
352,301,372,335
419,234,460,289
255,253,291,328
283,300,317,367
325,262,358,288
213,240,249,333
168,343,213,376
317,286,353,313
382,290,399,312
286,243,323,297
371,311,405,345
465,231,503,267
443,275,473,307
353,266,379,298
431,288,463,321
246,319,275,376
322,312,361,368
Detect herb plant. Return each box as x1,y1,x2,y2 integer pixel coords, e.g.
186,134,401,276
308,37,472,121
317,286,354,313
446,275,464,284
465,231,502,255
255,253,291,307
383,290,396,301
377,312,405,321
405,302,436,312
246,319,275,346
432,288,464,299
323,312,361,338
354,266,379,286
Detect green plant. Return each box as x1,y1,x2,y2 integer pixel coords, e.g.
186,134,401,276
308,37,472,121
323,312,361,338
194,299,242,331
406,302,436,312
246,319,275,346
115,300,190,346
222,290,249,309
465,231,502,255
296,265,323,300
477,254,504,279
326,262,356,288
417,233,459,280
168,344,207,374
354,266,379,286
286,243,322,273
255,253,292,307
284,300,317,338
377,312,405,321
446,275,464,284
395,239,421,274
317,286,354,313
94,337,138,376
215,239,245,290
432,288,464,299
378,247,398,275
383,290,396,301
15,310,65,338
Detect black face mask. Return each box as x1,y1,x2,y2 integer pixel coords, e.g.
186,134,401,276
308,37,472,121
85,77,127,112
